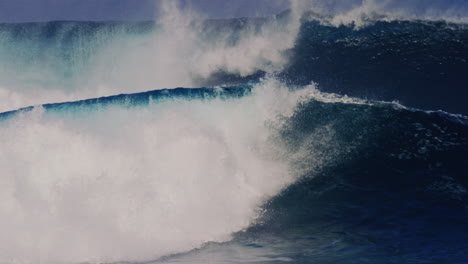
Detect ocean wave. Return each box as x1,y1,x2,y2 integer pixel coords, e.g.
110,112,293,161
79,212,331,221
0,1,466,263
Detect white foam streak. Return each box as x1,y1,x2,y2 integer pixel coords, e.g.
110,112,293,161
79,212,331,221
0,80,314,264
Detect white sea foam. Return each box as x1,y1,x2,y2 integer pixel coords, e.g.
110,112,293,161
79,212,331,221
0,79,320,264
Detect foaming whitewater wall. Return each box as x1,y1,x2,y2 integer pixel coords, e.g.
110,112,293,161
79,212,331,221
0,79,316,264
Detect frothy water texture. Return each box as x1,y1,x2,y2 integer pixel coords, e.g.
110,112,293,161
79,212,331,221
0,0,467,263
0,79,316,263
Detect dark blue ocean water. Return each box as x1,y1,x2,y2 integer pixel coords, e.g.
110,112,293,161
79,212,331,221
0,13,467,264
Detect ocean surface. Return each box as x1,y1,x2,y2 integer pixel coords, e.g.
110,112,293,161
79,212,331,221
0,5,467,264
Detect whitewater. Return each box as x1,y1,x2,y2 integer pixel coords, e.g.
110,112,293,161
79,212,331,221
0,1,467,263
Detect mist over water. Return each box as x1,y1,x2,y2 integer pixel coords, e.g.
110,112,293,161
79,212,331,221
0,1,467,263
0,0,305,112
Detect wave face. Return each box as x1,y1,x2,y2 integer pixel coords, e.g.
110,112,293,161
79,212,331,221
0,2,467,264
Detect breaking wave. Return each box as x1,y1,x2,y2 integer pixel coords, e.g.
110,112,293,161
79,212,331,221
0,1,467,263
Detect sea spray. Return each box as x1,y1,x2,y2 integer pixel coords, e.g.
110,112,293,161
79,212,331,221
0,79,317,263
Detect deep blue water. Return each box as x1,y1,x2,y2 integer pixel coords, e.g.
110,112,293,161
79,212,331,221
0,13,467,264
